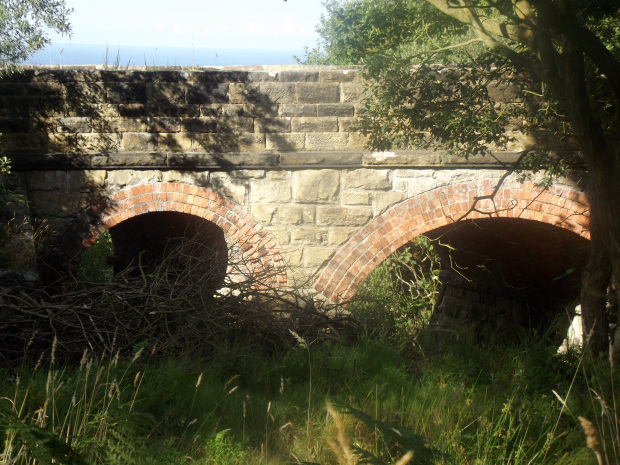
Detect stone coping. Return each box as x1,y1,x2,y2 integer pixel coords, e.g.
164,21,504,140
6,65,364,81
17,65,363,71
12,150,526,170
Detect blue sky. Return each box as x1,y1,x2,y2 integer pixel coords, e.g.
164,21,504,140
49,0,325,50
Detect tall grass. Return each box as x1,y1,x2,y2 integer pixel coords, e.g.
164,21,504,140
1,237,618,464
2,329,615,464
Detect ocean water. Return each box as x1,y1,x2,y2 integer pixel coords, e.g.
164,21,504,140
25,43,306,67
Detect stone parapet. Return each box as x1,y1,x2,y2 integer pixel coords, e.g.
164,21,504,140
1,66,369,157
1,66,535,165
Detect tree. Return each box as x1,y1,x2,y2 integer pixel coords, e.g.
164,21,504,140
307,0,620,356
0,0,72,71
0,0,71,176
0,0,72,278
0,0,72,189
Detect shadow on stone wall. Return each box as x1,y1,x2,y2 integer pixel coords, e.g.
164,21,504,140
0,172,40,287
0,68,297,286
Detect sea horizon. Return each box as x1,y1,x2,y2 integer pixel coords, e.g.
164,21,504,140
26,43,307,67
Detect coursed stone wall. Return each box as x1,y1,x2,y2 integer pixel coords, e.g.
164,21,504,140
3,65,532,164
21,165,589,292
1,67,589,299
1,66,368,158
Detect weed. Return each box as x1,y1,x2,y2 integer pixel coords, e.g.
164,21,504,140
1,233,617,464
2,330,618,464
350,236,442,343
203,429,246,464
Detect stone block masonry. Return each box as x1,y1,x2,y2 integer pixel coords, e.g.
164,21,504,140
0,66,590,302
2,65,536,162
0,66,369,157
21,165,589,290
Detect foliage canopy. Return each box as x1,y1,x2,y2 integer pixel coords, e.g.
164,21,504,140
306,0,618,161
0,0,72,71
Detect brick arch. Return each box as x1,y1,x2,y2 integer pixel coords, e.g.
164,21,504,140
315,180,590,303
64,182,287,288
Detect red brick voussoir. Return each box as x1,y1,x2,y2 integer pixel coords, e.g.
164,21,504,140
315,180,590,304
78,182,287,288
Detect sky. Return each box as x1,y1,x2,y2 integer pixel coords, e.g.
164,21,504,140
48,0,325,50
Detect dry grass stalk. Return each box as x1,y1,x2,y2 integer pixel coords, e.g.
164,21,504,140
326,400,354,465
325,400,416,465
579,416,603,465
395,450,414,465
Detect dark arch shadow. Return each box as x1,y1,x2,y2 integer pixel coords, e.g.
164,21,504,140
106,211,228,288
428,217,589,304
424,217,590,338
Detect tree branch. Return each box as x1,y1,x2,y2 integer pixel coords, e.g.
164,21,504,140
425,0,529,45
454,148,534,222
529,0,620,100
412,38,485,59
423,0,537,73
511,0,537,45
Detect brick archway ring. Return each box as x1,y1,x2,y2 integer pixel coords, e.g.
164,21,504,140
315,180,590,303
63,182,287,288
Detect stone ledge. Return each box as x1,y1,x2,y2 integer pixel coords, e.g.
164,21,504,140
11,150,534,171
11,152,280,170
280,152,363,168
166,152,280,169
362,150,524,167
9,65,363,85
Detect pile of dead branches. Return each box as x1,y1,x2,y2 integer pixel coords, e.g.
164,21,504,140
0,237,356,365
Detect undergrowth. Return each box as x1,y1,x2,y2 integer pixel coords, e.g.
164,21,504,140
0,235,617,464
349,236,442,343
1,331,615,464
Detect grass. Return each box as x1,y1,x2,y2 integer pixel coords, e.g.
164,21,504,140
74,229,113,285
1,329,616,464
1,240,618,464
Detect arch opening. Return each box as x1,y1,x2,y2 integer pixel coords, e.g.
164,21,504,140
108,212,227,275
77,212,228,289
317,180,590,342
427,218,589,306
44,182,286,289
347,217,590,342
424,217,590,337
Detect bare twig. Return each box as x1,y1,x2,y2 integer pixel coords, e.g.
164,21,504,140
0,235,355,365
454,148,534,222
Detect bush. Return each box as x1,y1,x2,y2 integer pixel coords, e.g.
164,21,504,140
75,230,114,284
0,233,355,364
349,236,442,341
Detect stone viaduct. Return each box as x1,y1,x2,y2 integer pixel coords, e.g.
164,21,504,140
1,66,590,316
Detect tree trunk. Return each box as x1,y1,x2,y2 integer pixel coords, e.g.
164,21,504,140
552,31,620,358
608,165,620,363
580,222,611,356
580,152,620,357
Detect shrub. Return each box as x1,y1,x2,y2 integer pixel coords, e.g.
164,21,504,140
0,232,355,364
75,230,113,284
349,236,442,341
